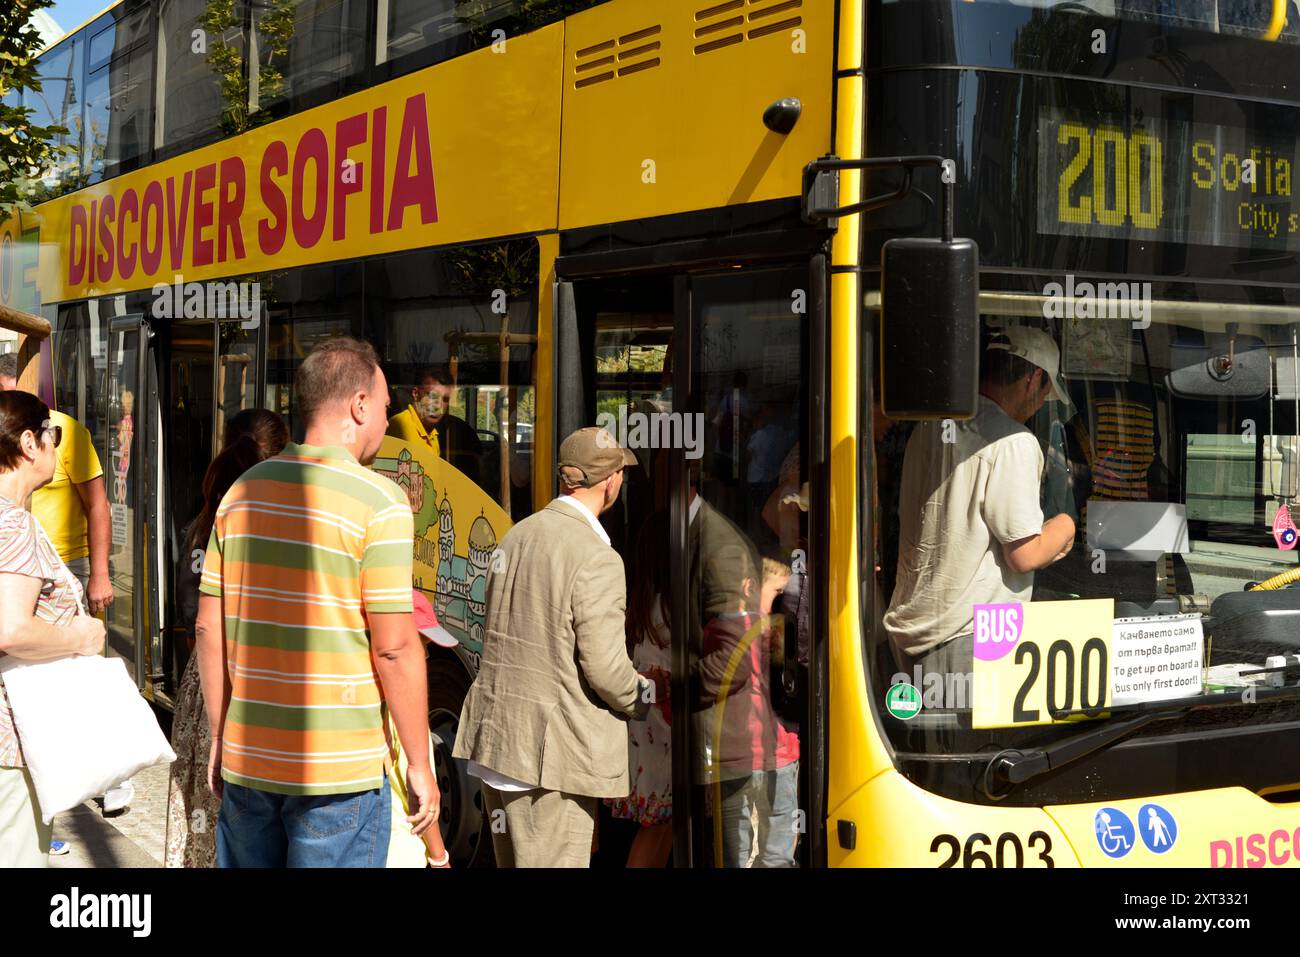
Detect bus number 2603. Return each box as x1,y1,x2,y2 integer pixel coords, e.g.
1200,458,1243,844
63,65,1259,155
930,831,1055,868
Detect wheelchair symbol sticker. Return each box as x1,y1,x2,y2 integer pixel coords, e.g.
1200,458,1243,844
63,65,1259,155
1139,804,1177,853
1095,807,1135,859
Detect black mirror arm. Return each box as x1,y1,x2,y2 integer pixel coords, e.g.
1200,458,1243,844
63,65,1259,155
802,154,954,242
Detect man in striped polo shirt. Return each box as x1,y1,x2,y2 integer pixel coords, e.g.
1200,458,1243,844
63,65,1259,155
196,337,438,867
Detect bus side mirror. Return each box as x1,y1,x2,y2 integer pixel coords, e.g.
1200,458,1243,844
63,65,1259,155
879,237,979,420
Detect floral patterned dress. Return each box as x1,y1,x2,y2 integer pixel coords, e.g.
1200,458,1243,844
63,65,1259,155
163,541,219,868
607,603,672,827
164,653,220,867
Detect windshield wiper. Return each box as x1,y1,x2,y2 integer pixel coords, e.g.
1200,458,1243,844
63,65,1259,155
985,684,1300,796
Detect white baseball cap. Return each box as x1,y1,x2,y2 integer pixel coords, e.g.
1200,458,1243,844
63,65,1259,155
987,326,1072,413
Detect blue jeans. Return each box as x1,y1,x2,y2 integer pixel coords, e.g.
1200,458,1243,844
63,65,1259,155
719,762,800,868
217,777,391,868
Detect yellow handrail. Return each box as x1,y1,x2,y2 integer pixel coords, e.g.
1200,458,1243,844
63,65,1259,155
1264,0,1287,40
1249,566,1300,591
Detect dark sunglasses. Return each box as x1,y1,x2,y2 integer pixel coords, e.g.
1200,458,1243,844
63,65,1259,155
40,422,62,448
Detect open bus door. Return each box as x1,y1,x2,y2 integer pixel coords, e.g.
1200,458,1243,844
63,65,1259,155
554,247,829,868
104,314,163,701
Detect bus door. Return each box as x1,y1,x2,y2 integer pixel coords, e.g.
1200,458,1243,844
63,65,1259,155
161,309,265,699
559,259,824,868
104,315,162,697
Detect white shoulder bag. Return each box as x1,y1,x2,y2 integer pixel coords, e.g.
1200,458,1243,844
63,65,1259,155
0,651,176,824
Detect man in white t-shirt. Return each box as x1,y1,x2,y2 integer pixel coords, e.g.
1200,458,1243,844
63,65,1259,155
884,326,1077,680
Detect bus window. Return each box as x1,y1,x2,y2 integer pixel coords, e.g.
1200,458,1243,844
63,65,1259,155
262,261,363,438
157,0,246,150
565,266,812,868
82,3,154,182
870,288,1300,802
365,240,539,520
375,1,617,74
216,316,260,451
986,0,1300,43
689,267,809,868
376,0,488,66
25,36,83,196
250,0,369,114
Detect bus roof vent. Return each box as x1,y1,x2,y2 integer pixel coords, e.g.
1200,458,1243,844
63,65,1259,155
574,23,662,88
695,0,803,55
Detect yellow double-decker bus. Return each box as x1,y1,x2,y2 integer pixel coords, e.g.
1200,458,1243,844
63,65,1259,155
4,0,1300,869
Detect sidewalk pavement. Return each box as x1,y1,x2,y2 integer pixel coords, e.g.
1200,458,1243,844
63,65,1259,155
49,762,169,869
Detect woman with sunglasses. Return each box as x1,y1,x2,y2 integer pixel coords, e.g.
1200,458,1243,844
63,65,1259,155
0,390,106,867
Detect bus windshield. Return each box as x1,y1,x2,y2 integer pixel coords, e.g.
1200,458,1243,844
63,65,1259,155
868,277,1300,801
994,0,1300,42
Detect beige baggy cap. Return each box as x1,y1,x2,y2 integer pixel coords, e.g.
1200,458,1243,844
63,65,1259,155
557,426,638,488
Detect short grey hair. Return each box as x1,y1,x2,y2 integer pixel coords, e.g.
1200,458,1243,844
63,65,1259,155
0,353,17,384
294,336,380,425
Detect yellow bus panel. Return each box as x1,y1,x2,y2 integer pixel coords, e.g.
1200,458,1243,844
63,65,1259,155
830,768,1080,868
30,26,565,305
558,0,834,231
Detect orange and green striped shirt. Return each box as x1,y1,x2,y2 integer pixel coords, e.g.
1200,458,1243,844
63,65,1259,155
199,443,414,796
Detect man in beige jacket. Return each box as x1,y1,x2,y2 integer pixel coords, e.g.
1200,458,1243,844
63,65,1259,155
453,426,651,867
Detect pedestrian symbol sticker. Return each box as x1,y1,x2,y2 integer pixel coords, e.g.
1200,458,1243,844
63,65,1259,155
1094,807,1134,859
886,682,922,720
1139,803,1177,853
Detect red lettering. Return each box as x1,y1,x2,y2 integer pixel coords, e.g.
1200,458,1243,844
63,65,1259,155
191,163,217,267
292,128,328,249
1209,839,1233,868
259,141,289,255
217,157,246,262
387,94,438,230
68,205,87,285
117,189,138,280
1270,829,1291,866
1246,832,1267,868
96,194,115,285
370,107,386,234
87,200,98,283
165,172,194,270
140,181,165,275
333,112,366,241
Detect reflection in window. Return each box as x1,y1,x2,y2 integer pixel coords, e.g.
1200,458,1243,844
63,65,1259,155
691,268,809,868
52,301,108,451
262,262,363,440
870,287,1300,788
251,0,367,113
375,0,615,70
26,37,82,195
166,321,216,553
157,0,246,148
377,0,503,64
1003,0,1300,43
217,318,261,451
366,240,539,519
83,35,153,181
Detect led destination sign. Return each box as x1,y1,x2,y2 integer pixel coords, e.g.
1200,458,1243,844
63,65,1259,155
1037,109,1300,250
